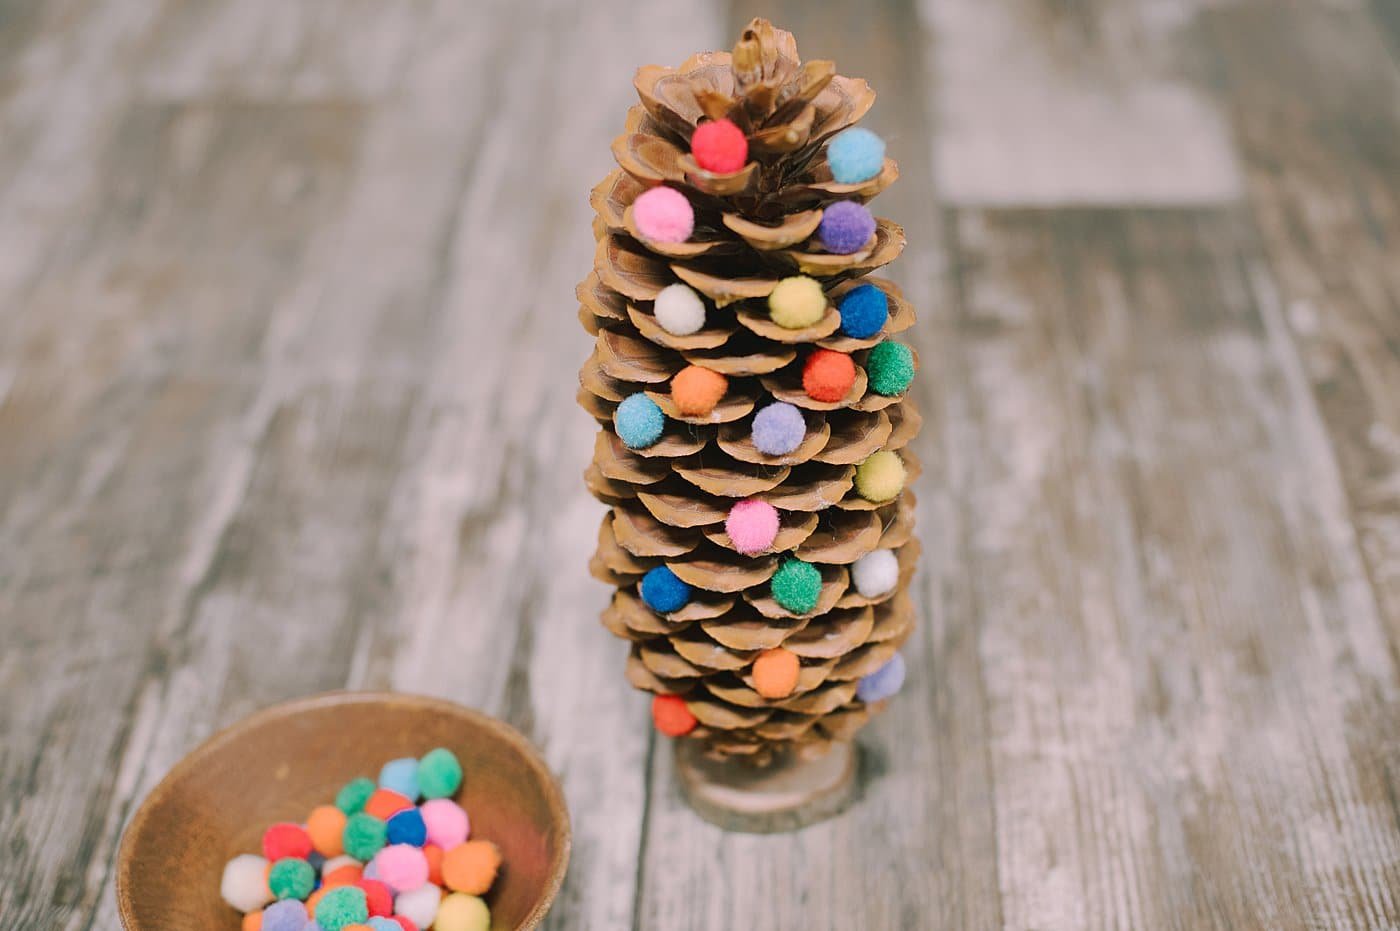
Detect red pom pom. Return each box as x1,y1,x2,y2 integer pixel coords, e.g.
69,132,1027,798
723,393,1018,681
261,822,312,862
357,878,394,917
651,694,698,736
803,349,856,402
691,119,748,173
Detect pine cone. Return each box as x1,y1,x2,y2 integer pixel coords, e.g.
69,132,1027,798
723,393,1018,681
579,18,921,762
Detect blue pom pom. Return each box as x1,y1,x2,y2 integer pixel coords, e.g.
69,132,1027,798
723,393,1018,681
828,127,886,184
386,807,427,847
857,653,906,702
838,284,889,339
368,920,403,931
641,566,692,613
818,201,876,254
615,393,666,449
751,402,806,456
378,758,419,801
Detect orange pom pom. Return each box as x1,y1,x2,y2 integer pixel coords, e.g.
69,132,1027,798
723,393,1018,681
242,912,263,931
305,886,330,914
323,864,362,888
307,805,347,857
364,788,411,821
442,840,503,896
752,648,800,698
424,843,445,886
651,694,697,736
802,349,856,403
671,365,728,416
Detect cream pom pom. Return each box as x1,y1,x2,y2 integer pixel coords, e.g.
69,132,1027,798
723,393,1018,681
654,283,706,336
851,549,899,598
220,854,273,913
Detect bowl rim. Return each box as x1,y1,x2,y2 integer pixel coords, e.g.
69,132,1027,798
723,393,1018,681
115,690,572,931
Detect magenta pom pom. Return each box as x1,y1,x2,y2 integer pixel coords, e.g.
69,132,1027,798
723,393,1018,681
725,499,780,555
633,186,694,243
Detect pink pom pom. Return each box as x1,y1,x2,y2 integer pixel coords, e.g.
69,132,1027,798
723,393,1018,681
371,844,429,894
725,499,780,555
419,798,470,849
633,186,694,243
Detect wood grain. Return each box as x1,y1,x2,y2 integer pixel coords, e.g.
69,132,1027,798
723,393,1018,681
2,0,1399,929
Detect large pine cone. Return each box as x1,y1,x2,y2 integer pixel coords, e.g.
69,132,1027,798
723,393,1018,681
579,18,921,762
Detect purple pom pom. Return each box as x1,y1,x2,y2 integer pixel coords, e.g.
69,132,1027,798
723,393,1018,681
818,201,876,255
751,402,805,456
263,900,310,931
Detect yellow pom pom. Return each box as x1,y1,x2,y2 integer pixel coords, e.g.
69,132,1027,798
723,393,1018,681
434,893,491,931
855,451,906,502
768,276,827,329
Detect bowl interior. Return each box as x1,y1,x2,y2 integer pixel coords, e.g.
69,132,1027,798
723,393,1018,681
117,692,570,931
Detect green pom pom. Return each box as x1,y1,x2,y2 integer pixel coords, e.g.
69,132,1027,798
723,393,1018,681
770,558,822,614
335,776,375,814
418,747,463,799
315,885,369,931
342,812,387,861
865,341,914,396
268,857,315,901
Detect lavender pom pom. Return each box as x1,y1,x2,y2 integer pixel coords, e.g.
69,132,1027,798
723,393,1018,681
857,653,906,702
818,201,875,254
751,402,805,456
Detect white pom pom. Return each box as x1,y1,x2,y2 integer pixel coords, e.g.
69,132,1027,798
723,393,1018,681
220,854,273,913
395,883,443,929
654,283,706,336
851,549,899,598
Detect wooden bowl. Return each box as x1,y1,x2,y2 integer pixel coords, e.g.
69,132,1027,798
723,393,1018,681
116,691,570,930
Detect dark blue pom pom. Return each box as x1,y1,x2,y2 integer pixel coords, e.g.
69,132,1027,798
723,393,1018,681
385,807,427,847
837,284,888,339
640,566,692,614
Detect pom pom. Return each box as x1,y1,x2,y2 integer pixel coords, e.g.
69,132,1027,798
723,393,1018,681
851,548,899,597
262,823,313,862
390,917,419,931
640,565,691,614
614,393,665,449
372,845,429,894
242,911,263,931
221,854,273,913
357,878,393,917
423,844,445,885
802,349,856,402
419,798,470,850
417,748,462,800
828,127,886,184
752,647,800,699
378,758,419,801
725,499,779,555
770,558,822,614
768,276,827,329
386,808,427,847
342,813,388,862
308,805,348,858
434,893,491,931
269,857,316,901
368,920,406,931
324,863,363,888
364,789,411,821
818,200,876,254
314,886,369,931
857,653,907,702
651,694,697,736
392,884,441,930
633,186,694,243
691,118,748,173
837,283,888,338
442,840,502,896
653,283,706,336
855,451,906,502
751,402,805,455
671,365,728,416
336,777,376,815
866,341,915,395
262,900,309,931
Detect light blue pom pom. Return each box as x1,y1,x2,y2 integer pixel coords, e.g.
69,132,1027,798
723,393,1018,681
828,128,886,184
378,757,419,800
857,653,906,702
615,393,666,449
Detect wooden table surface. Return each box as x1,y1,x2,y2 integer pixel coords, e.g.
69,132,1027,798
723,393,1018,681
4,0,1400,928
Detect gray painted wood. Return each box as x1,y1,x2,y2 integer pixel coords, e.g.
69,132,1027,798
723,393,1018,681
3,1,1400,929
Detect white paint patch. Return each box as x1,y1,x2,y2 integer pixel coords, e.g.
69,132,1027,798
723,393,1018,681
923,0,1242,207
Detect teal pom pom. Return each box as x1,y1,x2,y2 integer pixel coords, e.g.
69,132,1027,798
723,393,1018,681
770,558,822,614
342,813,387,861
866,341,915,395
828,128,885,184
418,747,463,799
615,393,666,449
315,886,369,931
268,857,315,901
335,777,375,815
